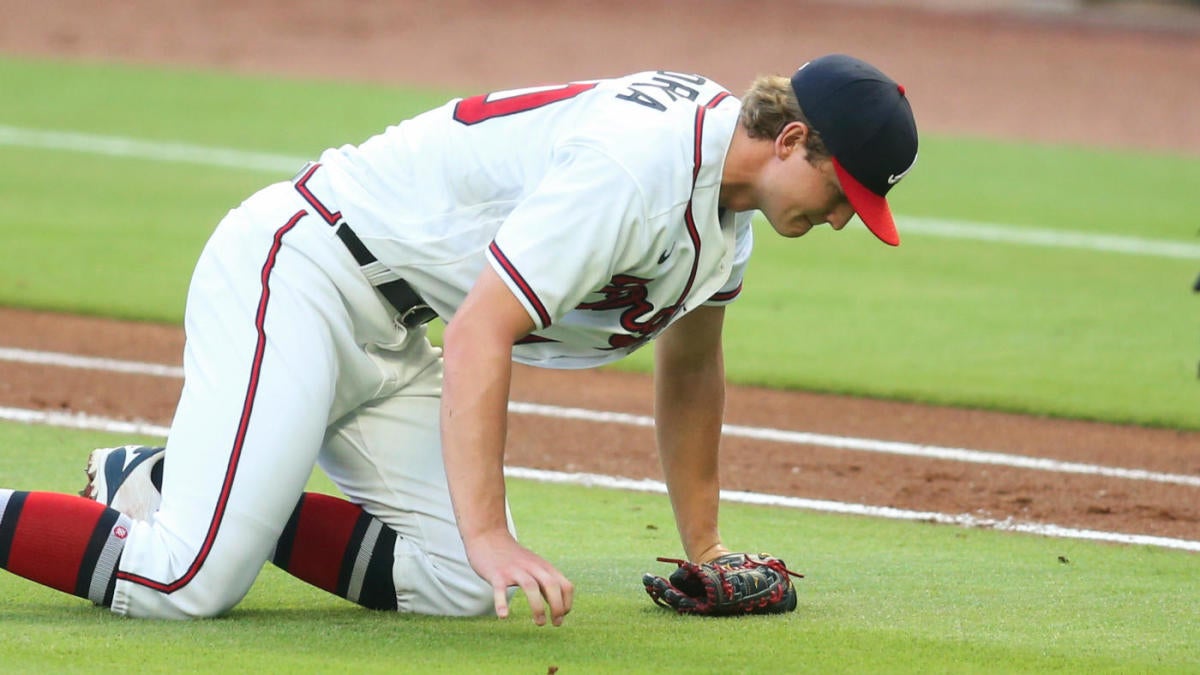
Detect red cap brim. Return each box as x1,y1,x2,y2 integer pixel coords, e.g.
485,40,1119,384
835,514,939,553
833,158,900,247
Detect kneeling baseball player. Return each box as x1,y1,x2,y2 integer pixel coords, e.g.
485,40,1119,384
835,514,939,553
0,54,917,624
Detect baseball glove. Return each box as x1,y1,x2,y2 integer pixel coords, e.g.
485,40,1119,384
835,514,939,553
643,553,802,616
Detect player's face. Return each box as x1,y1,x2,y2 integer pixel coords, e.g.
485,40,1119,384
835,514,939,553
759,131,856,239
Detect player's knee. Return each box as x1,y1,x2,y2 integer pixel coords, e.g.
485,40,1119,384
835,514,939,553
169,549,263,618
441,575,497,617
113,521,266,619
116,574,253,619
392,542,495,617
401,582,493,617
175,576,255,618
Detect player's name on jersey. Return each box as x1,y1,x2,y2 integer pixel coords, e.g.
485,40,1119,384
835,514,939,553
616,71,713,111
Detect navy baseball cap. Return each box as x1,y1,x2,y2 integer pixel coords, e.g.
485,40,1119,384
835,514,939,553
790,54,918,246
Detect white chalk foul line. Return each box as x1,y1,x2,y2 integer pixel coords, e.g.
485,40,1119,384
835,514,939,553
0,347,185,378
510,402,1200,488
3,346,1199,488
2,123,1198,259
1,404,1196,553
0,406,170,438
507,467,1200,553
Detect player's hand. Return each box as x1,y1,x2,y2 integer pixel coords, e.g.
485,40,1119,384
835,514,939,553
464,529,574,626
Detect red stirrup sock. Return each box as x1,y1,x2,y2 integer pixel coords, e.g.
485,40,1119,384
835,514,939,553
270,492,398,610
0,490,133,606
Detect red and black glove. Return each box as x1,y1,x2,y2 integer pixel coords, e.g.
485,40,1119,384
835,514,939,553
643,552,802,616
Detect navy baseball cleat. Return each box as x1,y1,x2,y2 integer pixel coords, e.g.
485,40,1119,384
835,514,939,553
80,445,165,522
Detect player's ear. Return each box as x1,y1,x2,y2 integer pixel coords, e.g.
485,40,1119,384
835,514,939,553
775,122,810,159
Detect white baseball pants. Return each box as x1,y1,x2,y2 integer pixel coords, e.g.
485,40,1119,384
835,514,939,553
111,181,499,618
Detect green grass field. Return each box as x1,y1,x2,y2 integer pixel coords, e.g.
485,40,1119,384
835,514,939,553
2,423,1197,673
1,56,1198,672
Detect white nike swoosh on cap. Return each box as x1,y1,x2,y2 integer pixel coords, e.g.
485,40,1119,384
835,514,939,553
887,153,918,184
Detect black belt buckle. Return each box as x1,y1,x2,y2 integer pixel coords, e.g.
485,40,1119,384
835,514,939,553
377,278,437,329
397,302,438,329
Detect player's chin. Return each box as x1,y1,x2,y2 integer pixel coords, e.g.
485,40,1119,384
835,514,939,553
785,222,815,239
767,215,811,239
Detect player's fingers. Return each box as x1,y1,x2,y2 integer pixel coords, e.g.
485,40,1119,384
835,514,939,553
537,567,575,627
539,575,567,627
492,582,510,619
561,575,575,618
517,574,548,626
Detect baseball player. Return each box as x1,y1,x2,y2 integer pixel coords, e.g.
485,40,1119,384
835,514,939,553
0,54,917,625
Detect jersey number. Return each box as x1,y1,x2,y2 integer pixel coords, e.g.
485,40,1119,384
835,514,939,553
452,82,598,125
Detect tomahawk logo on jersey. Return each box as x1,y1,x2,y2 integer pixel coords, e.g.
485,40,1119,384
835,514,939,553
575,274,679,351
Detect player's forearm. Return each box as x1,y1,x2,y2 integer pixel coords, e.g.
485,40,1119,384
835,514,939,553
654,344,727,563
658,416,725,561
440,320,515,544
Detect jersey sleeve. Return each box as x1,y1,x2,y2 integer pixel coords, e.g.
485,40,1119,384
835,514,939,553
704,212,754,306
486,144,647,330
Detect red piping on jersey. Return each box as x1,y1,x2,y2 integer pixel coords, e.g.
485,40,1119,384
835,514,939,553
709,282,742,303
293,163,341,224
117,209,307,594
488,241,553,329
671,90,731,310
489,89,731,337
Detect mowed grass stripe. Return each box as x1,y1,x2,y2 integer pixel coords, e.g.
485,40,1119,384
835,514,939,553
1,123,1197,259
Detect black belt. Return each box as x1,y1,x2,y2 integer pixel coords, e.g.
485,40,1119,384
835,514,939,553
292,162,437,329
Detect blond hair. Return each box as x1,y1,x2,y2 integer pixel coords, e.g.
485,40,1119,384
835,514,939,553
739,75,830,162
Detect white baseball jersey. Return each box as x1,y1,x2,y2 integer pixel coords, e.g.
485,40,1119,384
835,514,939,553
317,70,754,368
109,71,755,619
